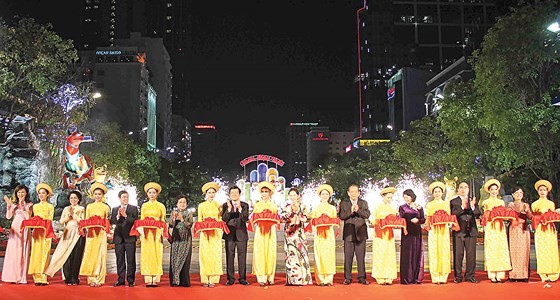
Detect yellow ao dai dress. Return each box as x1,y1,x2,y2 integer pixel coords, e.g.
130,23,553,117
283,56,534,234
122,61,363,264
425,199,451,284
28,201,54,284
252,200,279,284
140,199,167,284
311,201,337,285
531,198,560,282
79,201,110,285
197,199,223,284
481,197,512,281
371,202,398,285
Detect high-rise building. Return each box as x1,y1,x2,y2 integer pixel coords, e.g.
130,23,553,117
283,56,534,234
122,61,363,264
116,33,172,153
306,127,330,176
386,67,433,140
170,114,191,163
78,0,192,118
356,0,501,140
191,123,218,174
328,132,355,155
81,47,152,147
286,122,319,183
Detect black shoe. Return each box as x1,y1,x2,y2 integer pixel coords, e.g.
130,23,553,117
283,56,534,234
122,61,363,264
114,282,125,287
343,279,352,285
226,280,235,286
128,282,135,287
454,278,463,284
239,280,249,286
467,278,479,283
358,279,370,285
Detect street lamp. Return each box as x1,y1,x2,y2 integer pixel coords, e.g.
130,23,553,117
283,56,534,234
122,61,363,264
92,92,102,99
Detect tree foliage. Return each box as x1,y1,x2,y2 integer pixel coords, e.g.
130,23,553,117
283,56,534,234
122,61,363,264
81,121,160,197
392,116,451,181
0,18,80,118
470,0,560,192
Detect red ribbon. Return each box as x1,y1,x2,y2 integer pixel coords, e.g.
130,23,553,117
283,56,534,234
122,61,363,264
130,217,170,238
192,217,230,238
425,210,460,231
78,215,110,236
481,206,518,228
304,214,341,237
532,210,560,231
377,214,408,235
0,227,5,234
247,209,281,233
20,216,55,238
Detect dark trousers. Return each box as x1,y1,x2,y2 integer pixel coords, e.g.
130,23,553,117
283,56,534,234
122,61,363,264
115,241,136,284
225,239,248,281
62,236,85,284
452,234,477,279
170,250,192,287
344,239,366,280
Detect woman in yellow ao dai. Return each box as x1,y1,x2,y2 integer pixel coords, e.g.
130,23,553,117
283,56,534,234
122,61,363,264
79,183,110,287
252,181,279,286
371,187,398,285
531,180,560,282
28,183,54,285
140,182,167,287
481,179,511,283
197,182,223,287
425,182,451,284
311,184,337,286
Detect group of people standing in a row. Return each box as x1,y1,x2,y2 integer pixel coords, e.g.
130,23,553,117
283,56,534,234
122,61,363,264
1,178,559,288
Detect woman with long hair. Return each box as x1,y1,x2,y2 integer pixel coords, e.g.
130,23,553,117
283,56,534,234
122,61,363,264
1,184,33,284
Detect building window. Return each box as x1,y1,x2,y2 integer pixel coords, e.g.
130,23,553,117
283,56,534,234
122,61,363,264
166,16,172,20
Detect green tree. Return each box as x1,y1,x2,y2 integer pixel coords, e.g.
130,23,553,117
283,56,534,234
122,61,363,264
157,159,210,208
0,18,97,187
81,121,160,197
436,80,491,182
0,18,80,118
471,0,560,197
392,116,452,181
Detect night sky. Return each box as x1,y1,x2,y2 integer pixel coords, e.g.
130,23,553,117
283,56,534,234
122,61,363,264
1,0,360,171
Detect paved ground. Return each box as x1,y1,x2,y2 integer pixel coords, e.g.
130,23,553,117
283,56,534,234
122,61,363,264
0,228,538,274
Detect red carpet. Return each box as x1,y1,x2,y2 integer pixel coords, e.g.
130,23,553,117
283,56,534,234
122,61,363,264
1,272,559,299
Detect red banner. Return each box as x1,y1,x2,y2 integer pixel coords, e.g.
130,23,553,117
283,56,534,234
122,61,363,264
21,216,55,238
192,217,230,238
130,217,169,238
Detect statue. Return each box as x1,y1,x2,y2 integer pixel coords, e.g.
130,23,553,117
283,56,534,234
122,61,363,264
444,176,458,202
62,128,94,191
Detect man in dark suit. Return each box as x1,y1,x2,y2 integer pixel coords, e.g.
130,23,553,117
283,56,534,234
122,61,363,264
110,190,139,287
222,186,250,286
339,183,371,285
450,182,481,284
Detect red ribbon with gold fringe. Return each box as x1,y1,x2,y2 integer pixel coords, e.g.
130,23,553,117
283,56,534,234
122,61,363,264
192,217,229,238
78,215,110,236
130,217,170,238
21,216,55,238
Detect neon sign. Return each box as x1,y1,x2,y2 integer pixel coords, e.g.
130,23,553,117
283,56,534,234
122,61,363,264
312,132,329,141
240,154,285,167
194,124,216,130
